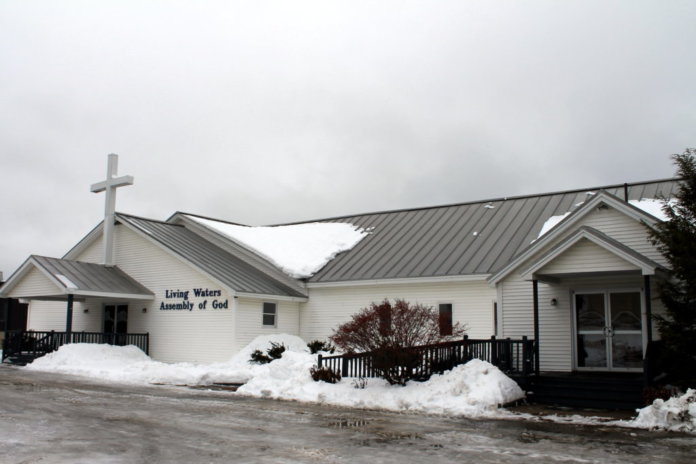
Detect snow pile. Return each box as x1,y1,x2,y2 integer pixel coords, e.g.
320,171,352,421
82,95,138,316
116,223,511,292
26,344,227,385
222,333,309,372
24,335,524,418
188,215,369,278
630,389,696,432
25,334,310,386
237,357,525,416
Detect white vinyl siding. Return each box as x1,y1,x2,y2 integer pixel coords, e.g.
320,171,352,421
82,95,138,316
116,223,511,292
75,236,103,264
74,224,237,363
6,267,59,298
26,300,73,331
498,203,667,372
299,280,495,343
235,298,300,352
578,207,667,266
538,238,640,275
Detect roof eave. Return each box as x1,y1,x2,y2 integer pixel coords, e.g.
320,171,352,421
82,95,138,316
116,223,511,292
488,190,662,285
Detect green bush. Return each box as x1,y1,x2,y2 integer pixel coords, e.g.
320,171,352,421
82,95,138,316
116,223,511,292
310,365,342,383
307,339,336,354
249,342,286,364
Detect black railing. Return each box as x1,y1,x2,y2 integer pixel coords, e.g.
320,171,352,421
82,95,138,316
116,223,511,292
318,335,536,380
2,330,149,363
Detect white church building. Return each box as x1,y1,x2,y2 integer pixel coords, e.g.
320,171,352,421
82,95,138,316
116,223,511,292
0,156,677,389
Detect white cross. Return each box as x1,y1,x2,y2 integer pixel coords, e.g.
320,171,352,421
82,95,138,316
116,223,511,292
90,154,134,266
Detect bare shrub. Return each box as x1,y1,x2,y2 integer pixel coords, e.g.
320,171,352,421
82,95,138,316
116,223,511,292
330,299,466,385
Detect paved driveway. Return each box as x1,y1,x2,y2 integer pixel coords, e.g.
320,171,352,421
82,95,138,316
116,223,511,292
0,365,693,463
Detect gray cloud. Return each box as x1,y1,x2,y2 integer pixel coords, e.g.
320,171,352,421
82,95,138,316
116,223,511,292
1,0,694,276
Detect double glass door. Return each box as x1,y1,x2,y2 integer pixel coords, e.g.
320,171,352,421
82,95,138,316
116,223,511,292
103,304,128,345
574,291,643,371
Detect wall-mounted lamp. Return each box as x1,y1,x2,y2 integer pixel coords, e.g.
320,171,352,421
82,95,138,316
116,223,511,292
83,308,89,313
142,307,147,313
550,298,558,307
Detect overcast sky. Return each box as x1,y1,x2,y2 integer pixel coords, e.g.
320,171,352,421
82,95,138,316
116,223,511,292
1,1,694,277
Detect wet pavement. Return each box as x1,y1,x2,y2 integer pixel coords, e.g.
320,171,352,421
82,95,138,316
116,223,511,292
0,365,694,463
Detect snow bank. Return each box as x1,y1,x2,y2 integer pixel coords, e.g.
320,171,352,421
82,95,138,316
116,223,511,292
629,389,696,432
24,336,524,419
237,357,525,417
188,215,369,278
25,344,230,385
224,333,309,371
25,334,310,386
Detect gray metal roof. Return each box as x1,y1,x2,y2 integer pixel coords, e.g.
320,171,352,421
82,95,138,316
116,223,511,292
117,214,307,298
304,179,678,282
32,255,154,297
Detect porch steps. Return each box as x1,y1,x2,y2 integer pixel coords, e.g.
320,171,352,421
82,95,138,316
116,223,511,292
522,373,645,410
2,352,45,366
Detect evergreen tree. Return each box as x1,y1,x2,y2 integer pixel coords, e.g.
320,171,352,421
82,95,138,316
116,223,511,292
648,148,696,388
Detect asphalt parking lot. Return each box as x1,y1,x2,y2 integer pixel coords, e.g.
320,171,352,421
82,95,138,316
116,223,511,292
0,365,694,464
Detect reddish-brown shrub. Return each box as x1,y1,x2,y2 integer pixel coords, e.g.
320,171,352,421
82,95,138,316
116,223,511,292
329,299,466,385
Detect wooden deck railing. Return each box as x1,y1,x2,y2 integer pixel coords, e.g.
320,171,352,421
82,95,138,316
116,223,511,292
2,330,149,363
318,335,536,380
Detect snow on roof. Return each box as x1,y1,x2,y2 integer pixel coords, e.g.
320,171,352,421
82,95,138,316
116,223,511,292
538,212,571,238
188,216,370,279
538,198,670,238
55,273,78,289
629,199,670,221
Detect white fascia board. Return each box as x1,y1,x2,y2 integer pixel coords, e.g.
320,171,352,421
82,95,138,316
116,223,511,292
235,292,308,303
519,229,655,281
115,217,239,298
306,274,490,289
69,290,156,300
488,191,659,285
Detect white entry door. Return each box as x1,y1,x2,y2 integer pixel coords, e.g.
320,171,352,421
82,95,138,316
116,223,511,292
574,291,643,371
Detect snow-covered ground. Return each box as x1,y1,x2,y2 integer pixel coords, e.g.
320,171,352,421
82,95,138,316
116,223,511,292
22,335,696,432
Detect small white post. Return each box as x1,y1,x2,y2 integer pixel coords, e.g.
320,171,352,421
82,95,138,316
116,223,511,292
90,154,134,266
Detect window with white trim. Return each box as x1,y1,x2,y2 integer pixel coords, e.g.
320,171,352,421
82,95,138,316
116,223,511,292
262,302,277,327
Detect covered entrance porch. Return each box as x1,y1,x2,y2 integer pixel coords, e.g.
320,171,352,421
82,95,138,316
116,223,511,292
0,256,154,364
517,228,666,409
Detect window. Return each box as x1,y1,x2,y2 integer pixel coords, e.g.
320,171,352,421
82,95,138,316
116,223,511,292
493,301,498,337
439,303,453,336
378,305,391,335
262,302,277,327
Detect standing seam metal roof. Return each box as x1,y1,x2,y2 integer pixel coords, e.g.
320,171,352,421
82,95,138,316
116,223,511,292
304,179,678,282
116,214,307,298
31,255,154,296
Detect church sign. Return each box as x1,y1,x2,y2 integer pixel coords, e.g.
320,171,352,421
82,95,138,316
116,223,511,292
160,288,229,311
